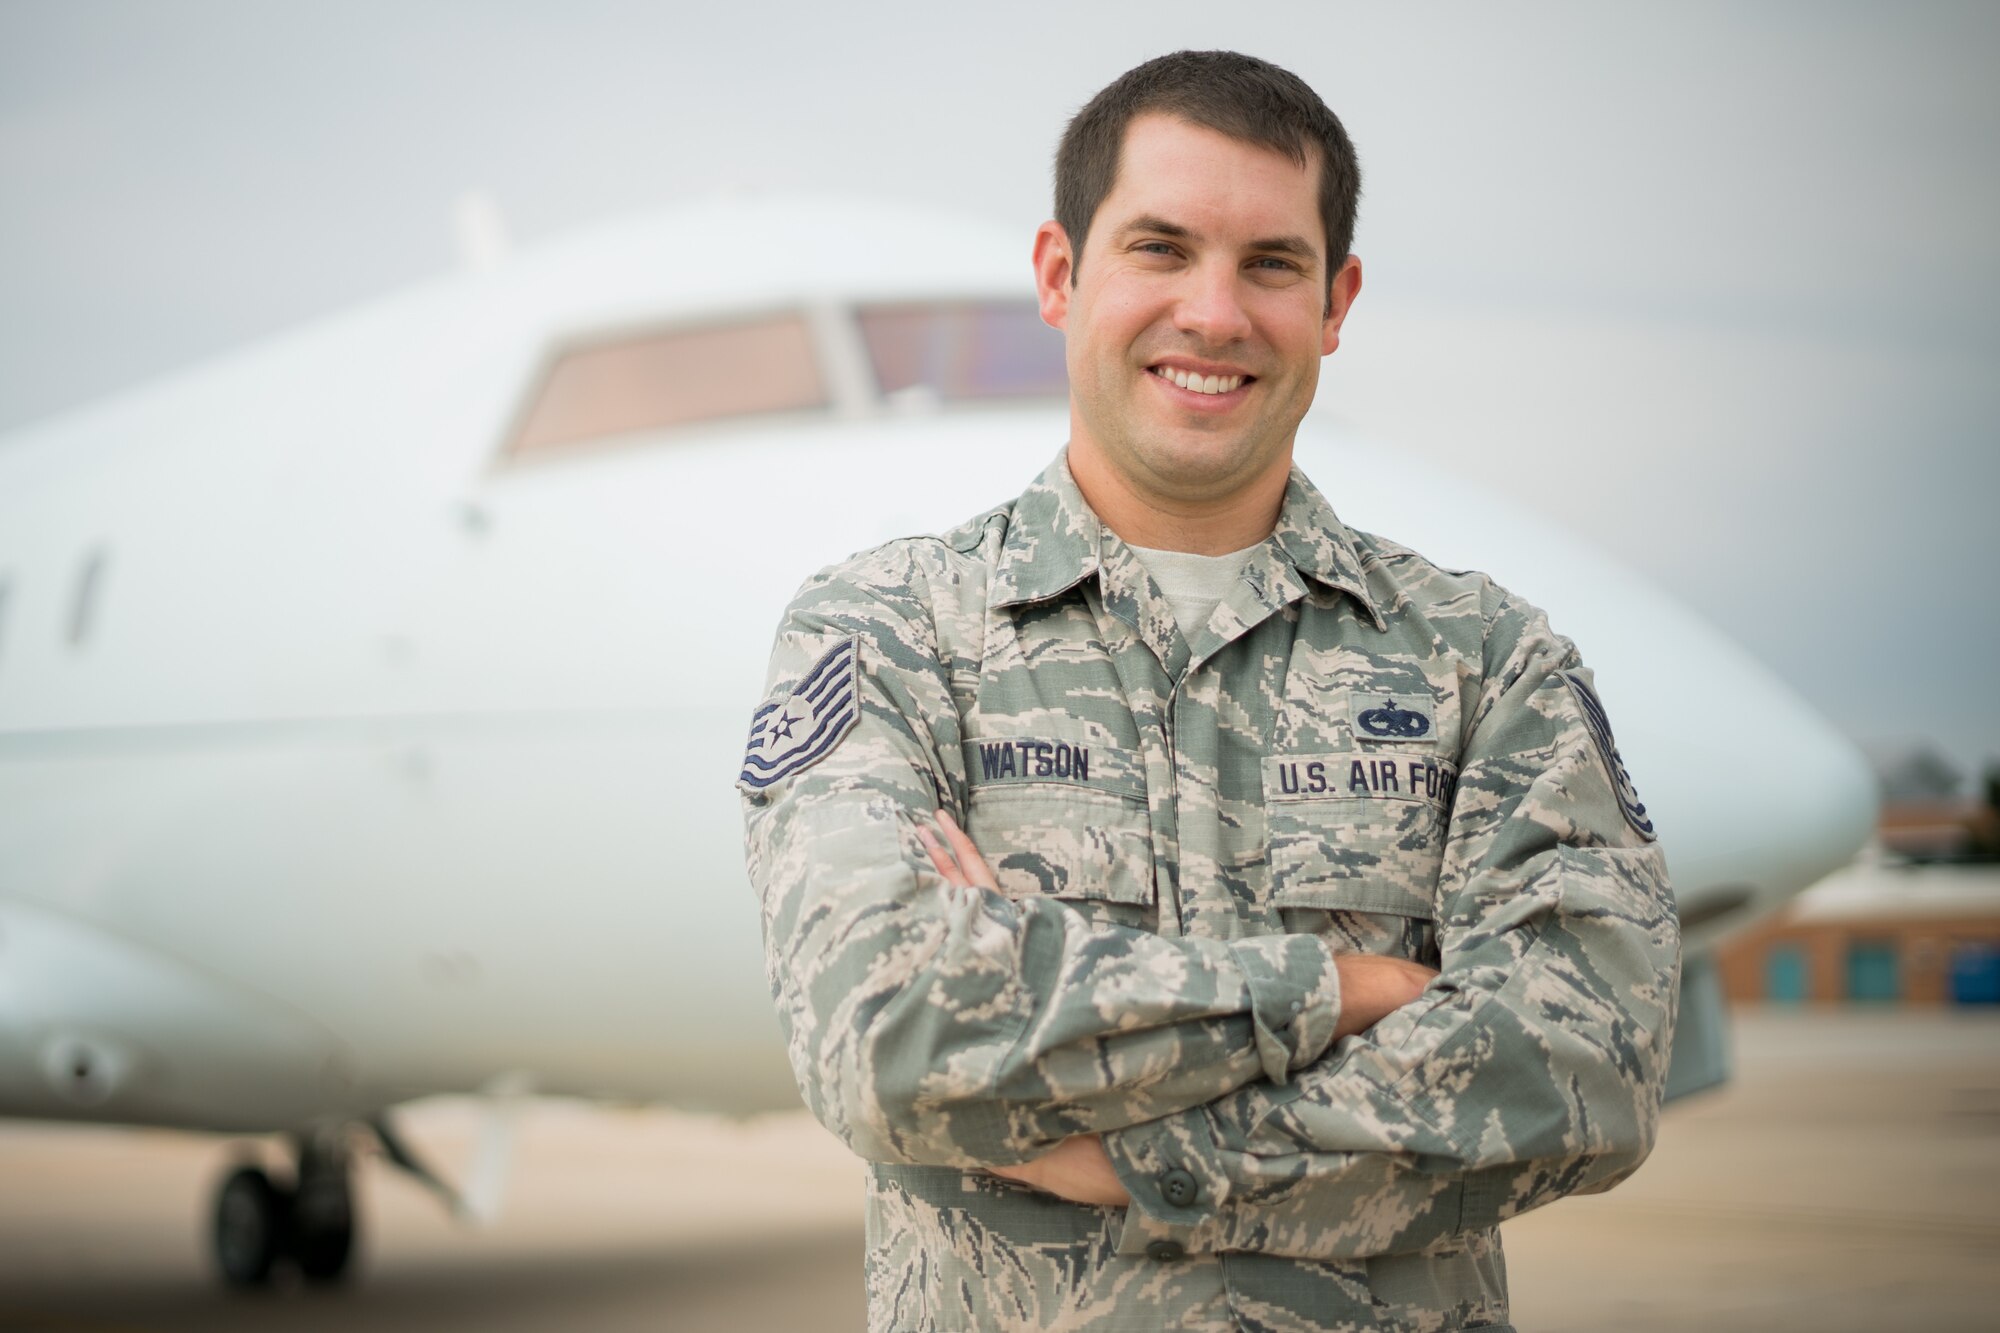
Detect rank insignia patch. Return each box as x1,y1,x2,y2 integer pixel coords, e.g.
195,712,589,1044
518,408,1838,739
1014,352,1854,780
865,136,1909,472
739,637,861,791
1561,670,1656,840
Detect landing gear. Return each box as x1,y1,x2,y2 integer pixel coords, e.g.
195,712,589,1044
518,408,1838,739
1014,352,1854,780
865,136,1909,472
207,1103,509,1289
214,1164,287,1286
211,1129,357,1287
292,1131,356,1282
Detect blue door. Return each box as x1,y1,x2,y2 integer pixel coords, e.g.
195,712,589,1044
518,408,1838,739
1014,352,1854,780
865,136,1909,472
1950,943,2000,1005
1765,945,1808,1003
1846,940,1900,1002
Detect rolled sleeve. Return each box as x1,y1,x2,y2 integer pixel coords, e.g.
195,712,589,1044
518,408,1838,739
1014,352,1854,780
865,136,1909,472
1228,933,1343,1085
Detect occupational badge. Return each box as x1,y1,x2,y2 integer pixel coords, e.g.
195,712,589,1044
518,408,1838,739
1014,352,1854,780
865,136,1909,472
1350,691,1435,742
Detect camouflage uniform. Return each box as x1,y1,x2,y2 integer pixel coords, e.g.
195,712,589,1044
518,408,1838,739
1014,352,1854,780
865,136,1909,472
739,452,1679,1332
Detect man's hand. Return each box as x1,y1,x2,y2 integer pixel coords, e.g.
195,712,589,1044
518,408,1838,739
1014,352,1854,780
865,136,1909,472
922,806,1431,1194
923,804,1436,1040
916,808,997,890
988,1134,1133,1207
1333,955,1438,1039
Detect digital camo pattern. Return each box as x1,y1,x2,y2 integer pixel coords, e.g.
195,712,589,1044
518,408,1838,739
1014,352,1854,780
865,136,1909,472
739,452,1680,1332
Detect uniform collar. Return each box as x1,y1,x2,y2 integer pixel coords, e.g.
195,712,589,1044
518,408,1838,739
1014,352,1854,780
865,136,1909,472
992,448,1387,633
990,452,1106,609
1265,464,1387,632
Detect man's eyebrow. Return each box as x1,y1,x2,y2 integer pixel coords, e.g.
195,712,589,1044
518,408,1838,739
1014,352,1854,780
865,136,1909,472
1249,234,1318,262
1114,214,1195,241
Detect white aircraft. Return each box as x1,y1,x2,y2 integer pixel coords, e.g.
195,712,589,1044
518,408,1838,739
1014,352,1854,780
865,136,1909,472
0,194,1874,1286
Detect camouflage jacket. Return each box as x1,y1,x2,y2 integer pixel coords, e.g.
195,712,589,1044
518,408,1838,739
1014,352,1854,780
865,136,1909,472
739,452,1680,1332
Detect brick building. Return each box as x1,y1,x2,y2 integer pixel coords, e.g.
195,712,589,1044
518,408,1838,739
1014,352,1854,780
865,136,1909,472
1716,853,2000,1005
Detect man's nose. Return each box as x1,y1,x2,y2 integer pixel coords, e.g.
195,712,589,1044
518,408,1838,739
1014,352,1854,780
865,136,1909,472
1173,260,1253,345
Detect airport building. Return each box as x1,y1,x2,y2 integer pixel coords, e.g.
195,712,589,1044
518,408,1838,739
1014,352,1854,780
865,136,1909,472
1716,853,2000,1005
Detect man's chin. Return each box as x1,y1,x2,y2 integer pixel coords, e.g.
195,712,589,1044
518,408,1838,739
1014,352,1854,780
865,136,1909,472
1132,435,1286,502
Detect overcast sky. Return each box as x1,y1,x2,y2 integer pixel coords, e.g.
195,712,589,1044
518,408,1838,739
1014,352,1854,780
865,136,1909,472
3,0,1996,776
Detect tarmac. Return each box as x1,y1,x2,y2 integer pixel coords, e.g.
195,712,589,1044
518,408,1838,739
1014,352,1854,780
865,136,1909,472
0,1006,1995,1332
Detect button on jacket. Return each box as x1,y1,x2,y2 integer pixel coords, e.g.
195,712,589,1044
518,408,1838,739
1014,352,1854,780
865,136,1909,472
738,451,1680,1333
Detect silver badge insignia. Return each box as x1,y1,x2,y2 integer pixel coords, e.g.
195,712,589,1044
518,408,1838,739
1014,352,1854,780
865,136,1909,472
1350,691,1435,742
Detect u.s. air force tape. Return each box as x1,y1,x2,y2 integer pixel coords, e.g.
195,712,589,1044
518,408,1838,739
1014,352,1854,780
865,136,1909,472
739,637,860,790
1560,670,1656,841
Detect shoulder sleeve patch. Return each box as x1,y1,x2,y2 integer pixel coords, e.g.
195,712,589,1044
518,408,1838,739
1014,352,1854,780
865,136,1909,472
1560,669,1657,841
739,636,862,791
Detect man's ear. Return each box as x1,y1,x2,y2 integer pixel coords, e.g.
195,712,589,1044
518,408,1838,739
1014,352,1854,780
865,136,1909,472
1321,254,1363,356
1032,221,1074,331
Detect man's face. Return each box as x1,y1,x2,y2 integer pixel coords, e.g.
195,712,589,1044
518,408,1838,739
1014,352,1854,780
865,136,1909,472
1035,113,1360,512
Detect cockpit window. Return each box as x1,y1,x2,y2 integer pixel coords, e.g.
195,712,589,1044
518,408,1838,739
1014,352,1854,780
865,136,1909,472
858,301,1066,404
507,312,828,460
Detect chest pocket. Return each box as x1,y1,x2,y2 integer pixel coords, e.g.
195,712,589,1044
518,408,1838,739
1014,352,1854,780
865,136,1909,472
1263,752,1457,918
963,739,1154,910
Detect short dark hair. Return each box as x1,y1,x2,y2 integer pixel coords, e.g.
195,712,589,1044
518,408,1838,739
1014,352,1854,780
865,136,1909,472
1054,51,1362,294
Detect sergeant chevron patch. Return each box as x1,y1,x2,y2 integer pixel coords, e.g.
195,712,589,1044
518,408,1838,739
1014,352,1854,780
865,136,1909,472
739,637,861,791
1561,670,1656,840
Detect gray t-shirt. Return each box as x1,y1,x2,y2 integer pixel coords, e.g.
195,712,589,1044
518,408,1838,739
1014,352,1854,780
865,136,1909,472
1126,542,1262,640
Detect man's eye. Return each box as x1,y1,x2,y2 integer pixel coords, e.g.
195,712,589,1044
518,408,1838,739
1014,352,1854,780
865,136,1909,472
1251,257,1299,272
1135,241,1178,256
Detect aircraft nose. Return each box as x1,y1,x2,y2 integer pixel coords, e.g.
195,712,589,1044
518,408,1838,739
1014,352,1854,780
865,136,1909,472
1617,629,1877,953
1291,425,1882,956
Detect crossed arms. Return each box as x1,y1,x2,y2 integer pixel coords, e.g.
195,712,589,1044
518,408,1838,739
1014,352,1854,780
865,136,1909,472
918,809,1437,1211
739,557,1680,1259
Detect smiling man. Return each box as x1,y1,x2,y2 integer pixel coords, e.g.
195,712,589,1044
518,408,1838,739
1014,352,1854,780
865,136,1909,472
1047,108,1355,557
739,51,1679,1333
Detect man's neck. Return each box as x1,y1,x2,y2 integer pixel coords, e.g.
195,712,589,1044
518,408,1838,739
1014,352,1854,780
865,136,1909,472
1067,444,1291,555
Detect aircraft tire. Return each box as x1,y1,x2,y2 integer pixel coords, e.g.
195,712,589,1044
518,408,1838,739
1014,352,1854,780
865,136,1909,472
291,1168,356,1283
213,1165,288,1287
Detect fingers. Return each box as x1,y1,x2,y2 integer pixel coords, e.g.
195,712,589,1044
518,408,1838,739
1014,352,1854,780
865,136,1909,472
935,809,999,891
915,810,1000,893
915,824,968,887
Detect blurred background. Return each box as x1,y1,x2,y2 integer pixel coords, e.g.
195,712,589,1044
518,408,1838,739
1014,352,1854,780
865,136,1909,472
2,2,1997,1330
6,0,1997,772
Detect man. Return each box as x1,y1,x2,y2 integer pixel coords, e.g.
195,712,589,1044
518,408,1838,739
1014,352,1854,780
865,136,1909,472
739,50,1678,1333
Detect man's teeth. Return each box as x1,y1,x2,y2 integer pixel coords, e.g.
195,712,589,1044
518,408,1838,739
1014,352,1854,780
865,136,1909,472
1155,367,1244,395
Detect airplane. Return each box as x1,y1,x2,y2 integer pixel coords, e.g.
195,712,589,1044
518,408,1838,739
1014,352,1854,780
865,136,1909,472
0,193,1876,1286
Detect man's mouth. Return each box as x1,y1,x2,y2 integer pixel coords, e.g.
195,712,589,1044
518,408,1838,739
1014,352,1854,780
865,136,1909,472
1149,365,1250,396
